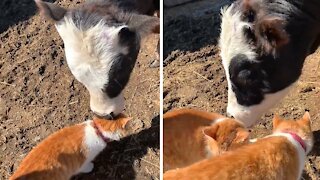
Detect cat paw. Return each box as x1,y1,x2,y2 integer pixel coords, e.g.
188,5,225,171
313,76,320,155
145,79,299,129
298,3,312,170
79,162,94,173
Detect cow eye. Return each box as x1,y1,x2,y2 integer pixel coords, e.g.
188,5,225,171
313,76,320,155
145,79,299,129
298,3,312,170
242,10,255,23
247,10,255,22
243,26,256,44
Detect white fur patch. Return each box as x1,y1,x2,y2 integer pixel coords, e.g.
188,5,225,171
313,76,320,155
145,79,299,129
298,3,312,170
102,130,122,141
219,5,257,68
55,17,127,115
249,138,258,143
89,89,125,117
269,132,307,180
77,121,106,174
78,121,123,174
212,117,228,124
226,85,292,127
211,117,245,127
204,142,216,158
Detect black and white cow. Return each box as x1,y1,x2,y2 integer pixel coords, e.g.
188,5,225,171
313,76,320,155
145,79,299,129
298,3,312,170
220,0,320,127
35,0,159,118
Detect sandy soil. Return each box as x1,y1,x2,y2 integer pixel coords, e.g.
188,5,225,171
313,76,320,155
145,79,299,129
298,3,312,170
164,7,320,180
0,0,159,179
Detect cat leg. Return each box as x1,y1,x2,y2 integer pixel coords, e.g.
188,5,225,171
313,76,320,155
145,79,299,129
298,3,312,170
79,162,94,173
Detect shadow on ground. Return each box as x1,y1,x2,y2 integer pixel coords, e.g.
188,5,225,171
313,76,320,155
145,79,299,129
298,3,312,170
163,14,220,63
310,130,320,156
163,1,235,63
0,0,56,33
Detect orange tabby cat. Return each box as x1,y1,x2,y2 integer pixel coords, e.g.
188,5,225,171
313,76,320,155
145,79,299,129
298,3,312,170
164,112,313,180
164,108,249,172
10,114,131,180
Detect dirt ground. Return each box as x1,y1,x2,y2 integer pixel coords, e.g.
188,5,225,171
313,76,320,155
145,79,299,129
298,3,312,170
164,4,320,180
0,0,159,179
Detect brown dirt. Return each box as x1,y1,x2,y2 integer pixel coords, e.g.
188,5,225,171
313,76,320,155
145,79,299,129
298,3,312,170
164,10,320,180
0,0,159,179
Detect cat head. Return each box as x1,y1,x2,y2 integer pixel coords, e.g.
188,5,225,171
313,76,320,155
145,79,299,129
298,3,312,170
272,112,314,153
203,118,250,157
93,114,133,141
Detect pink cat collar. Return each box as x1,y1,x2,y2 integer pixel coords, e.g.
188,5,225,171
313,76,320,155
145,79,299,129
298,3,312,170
283,131,306,152
92,121,111,143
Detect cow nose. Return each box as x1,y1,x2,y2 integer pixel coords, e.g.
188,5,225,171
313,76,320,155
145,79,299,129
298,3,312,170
93,111,115,120
104,112,115,120
109,112,115,119
227,112,234,118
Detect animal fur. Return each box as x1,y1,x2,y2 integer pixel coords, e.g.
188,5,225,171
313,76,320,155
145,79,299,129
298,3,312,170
164,112,313,180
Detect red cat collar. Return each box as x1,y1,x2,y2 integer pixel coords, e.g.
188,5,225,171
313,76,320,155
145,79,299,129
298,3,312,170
284,131,307,152
92,121,111,143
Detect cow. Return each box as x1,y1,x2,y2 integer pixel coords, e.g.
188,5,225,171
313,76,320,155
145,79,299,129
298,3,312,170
219,0,320,127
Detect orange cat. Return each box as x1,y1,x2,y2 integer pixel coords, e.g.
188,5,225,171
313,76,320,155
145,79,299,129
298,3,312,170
164,112,313,180
10,115,131,180
164,109,249,172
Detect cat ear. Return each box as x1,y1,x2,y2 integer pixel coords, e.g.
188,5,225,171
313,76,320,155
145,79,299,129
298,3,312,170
303,111,311,121
203,124,219,139
35,0,67,21
234,129,250,143
298,111,311,127
272,114,282,128
119,117,132,128
203,127,220,156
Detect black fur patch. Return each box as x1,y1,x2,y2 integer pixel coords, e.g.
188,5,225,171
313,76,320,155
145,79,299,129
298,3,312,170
103,27,140,98
229,55,266,106
69,7,125,31
243,26,256,45
229,51,304,106
241,9,255,23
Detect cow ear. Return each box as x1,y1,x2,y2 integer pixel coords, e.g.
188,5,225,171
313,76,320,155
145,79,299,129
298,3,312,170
127,14,159,38
35,0,67,21
257,17,289,54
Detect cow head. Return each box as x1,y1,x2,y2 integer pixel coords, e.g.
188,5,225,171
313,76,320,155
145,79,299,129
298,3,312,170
220,0,320,127
35,0,159,117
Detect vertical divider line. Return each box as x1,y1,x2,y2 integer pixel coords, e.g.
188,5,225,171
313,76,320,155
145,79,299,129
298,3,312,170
159,0,164,178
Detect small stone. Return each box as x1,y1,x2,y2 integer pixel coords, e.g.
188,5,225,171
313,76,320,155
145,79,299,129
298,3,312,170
300,86,315,93
34,136,41,142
